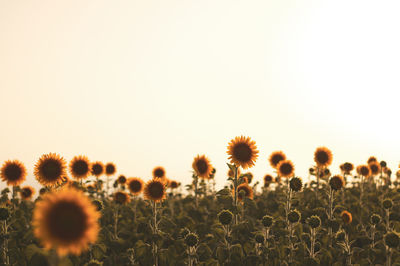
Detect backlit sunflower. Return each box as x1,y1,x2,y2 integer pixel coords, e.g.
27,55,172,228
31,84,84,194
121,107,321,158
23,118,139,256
127,177,144,195
192,155,213,179
277,160,295,178
34,153,67,186
227,136,259,169
235,183,253,201
314,147,333,167
105,163,116,176
113,191,130,204
152,166,166,179
144,178,166,202
32,188,100,256
91,162,104,177
341,211,352,224
69,156,91,180
369,161,381,176
117,175,127,185
367,156,378,165
340,162,354,175
357,165,371,178
0,160,27,186
20,186,35,200
269,151,286,169
169,180,179,189
264,174,273,187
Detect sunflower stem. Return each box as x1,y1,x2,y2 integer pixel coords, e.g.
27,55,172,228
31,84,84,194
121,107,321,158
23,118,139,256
151,201,159,266
1,221,9,266
193,174,199,208
233,165,238,225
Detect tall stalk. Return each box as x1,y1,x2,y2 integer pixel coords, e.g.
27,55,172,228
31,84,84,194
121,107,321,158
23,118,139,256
151,201,159,266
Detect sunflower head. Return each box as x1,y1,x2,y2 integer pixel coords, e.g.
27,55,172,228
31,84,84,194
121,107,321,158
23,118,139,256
264,174,273,187
192,155,213,179
235,183,253,201
367,156,378,165
34,153,67,186
277,160,295,178
117,175,127,185
105,163,116,176
227,136,259,169
152,167,166,179
0,160,27,186
127,177,144,195
369,161,381,176
169,180,179,189
341,162,354,174
91,162,104,177
314,147,333,167
113,191,130,205
32,188,100,256
341,211,352,224
69,156,91,180
20,186,35,200
329,175,345,191
357,165,371,178
144,178,166,202
269,151,286,169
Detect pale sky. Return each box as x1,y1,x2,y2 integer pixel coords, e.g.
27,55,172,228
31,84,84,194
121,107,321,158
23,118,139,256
1,0,399,193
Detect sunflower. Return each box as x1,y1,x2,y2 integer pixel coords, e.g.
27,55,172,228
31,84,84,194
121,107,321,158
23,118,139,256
144,178,166,202
357,165,371,178
117,175,127,185
34,153,67,186
367,156,378,165
369,161,381,176
341,211,352,224
32,188,100,256
269,151,286,169
192,155,213,179
105,163,116,176
0,160,27,186
127,177,144,195
340,162,354,175
152,166,166,179
235,183,253,201
69,156,91,180
329,175,345,190
91,162,104,177
264,174,273,187
314,147,333,167
113,191,130,204
227,136,259,169
277,160,295,178
20,186,35,200
169,180,179,189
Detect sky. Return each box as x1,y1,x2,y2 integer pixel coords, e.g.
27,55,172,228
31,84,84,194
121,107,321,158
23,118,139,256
1,0,399,193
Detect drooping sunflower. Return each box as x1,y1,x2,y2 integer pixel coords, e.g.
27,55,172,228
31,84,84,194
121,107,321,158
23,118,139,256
192,155,213,179
32,188,100,256
105,163,116,176
34,153,67,186
0,160,27,186
269,151,286,169
329,175,345,190
314,147,333,167
369,161,381,176
91,162,104,177
152,166,166,179
20,186,35,200
235,183,253,201
144,178,166,202
69,156,91,180
117,175,127,185
113,191,130,205
277,160,295,178
227,136,259,169
127,177,144,195
340,162,354,175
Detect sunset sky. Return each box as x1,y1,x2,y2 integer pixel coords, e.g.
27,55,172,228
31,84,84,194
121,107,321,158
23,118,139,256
1,0,399,192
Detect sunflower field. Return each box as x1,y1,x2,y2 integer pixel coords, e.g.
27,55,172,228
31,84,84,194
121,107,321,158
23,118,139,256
1,136,400,266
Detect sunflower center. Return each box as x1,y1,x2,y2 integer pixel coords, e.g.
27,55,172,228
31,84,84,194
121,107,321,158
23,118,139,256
129,181,142,192
233,143,252,163
72,161,89,176
4,164,22,181
148,182,164,199
271,155,284,167
154,169,165,178
92,165,103,176
315,151,329,165
280,163,293,176
195,159,208,175
47,201,87,243
21,188,32,198
105,165,115,175
360,166,370,176
40,160,62,181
